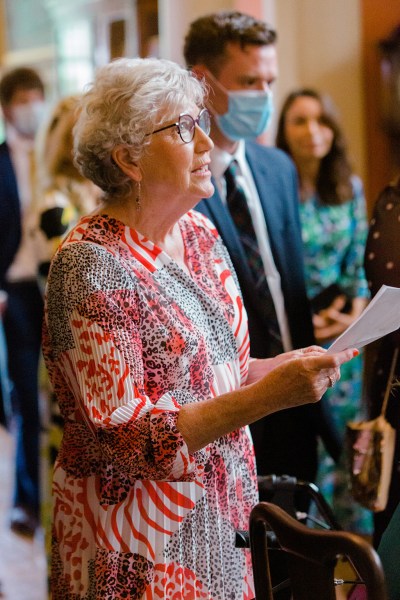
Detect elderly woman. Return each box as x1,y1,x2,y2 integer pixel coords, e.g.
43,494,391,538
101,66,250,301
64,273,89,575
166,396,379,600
43,58,356,600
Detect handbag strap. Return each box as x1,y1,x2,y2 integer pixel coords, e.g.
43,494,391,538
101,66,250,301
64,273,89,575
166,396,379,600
381,346,399,417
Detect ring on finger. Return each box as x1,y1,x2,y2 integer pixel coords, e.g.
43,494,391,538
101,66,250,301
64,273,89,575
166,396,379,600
328,374,335,388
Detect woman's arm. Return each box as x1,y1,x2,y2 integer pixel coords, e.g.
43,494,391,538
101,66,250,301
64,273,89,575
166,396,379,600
177,346,357,453
46,243,356,475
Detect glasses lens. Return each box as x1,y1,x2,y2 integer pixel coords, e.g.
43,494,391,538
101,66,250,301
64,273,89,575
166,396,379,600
178,110,211,143
178,114,195,143
198,109,211,136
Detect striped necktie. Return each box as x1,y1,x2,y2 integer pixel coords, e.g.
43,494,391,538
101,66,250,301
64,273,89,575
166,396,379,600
225,160,283,354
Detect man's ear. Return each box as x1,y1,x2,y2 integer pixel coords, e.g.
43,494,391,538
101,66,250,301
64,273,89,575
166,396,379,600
191,65,207,82
112,145,141,182
1,104,13,123
191,65,228,116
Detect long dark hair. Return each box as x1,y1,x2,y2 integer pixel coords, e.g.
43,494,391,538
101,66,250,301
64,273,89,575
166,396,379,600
276,88,353,205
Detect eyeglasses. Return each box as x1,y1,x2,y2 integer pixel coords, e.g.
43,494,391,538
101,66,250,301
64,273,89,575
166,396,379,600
145,108,211,143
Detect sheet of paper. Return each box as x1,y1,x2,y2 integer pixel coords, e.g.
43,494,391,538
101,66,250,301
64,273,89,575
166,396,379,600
327,285,400,354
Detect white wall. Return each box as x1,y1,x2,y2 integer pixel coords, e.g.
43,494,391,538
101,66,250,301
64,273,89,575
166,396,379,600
158,0,235,65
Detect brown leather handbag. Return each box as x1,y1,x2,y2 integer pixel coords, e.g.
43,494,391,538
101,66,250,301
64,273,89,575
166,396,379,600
346,347,398,512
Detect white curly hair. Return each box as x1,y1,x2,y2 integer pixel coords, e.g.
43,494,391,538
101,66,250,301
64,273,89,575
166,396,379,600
73,57,206,201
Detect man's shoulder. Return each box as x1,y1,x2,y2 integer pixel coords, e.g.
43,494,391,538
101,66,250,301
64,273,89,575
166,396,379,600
0,142,14,181
0,141,12,169
244,142,298,202
0,140,9,157
245,140,295,171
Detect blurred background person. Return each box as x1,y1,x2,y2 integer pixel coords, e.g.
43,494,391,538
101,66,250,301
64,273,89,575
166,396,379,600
184,11,342,489
33,94,101,286
0,66,47,537
364,175,400,548
276,88,372,534
32,94,101,583
0,290,11,428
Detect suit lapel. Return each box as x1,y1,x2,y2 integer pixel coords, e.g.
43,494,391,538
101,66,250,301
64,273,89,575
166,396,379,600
196,178,277,324
0,143,20,217
245,143,287,274
0,142,22,285
198,181,256,285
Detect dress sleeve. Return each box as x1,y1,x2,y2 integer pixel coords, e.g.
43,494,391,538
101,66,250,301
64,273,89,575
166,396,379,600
44,241,195,482
340,177,369,299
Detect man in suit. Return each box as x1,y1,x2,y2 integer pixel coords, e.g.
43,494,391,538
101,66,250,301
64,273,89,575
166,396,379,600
0,67,46,536
184,11,341,483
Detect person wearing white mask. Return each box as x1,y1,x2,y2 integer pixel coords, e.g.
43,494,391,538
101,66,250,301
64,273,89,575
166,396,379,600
0,67,47,537
184,12,342,488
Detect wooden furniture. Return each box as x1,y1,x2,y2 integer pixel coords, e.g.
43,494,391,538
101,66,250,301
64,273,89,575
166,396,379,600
249,501,388,600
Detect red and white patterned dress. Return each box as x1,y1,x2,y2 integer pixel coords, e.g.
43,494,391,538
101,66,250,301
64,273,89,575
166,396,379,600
43,210,257,599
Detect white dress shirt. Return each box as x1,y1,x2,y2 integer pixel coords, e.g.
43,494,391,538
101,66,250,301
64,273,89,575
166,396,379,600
210,141,293,351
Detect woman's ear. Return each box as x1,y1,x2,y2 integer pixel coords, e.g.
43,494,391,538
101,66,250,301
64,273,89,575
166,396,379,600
112,145,141,182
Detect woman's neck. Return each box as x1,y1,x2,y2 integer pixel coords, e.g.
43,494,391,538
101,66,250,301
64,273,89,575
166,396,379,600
95,197,181,247
295,158,321,202
97,198,191,275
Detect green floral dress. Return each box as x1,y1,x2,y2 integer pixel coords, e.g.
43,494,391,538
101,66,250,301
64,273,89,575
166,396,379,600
299,175,373,533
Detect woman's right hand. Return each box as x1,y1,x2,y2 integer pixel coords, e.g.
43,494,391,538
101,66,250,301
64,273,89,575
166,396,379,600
252,346,358,414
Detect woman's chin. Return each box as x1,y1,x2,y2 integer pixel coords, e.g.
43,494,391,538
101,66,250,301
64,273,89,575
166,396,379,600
202,180,215,199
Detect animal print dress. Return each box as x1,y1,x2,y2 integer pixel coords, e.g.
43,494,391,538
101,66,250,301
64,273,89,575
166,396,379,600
42,210,257,599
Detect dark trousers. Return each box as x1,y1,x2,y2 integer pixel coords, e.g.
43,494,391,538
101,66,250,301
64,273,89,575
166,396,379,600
3,280,43,517
250,407,319,483
0,316,12,427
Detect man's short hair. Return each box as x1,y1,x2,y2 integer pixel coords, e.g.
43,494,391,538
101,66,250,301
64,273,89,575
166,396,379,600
0,67,44,107
184,11,276,75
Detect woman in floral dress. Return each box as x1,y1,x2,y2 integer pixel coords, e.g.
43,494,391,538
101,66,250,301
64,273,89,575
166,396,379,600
276,88,372,534
43,59,357,599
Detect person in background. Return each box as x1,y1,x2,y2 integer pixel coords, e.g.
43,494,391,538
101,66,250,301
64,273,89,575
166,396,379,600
183,10,342,486
33,94,101,286
32,94,101,585
276,88,371,533
0,66,47,537
0,290,11,428
42,56,356,599
364,176,400,548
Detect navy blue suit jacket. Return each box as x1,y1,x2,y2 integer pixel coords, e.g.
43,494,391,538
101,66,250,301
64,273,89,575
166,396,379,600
196,142,341,478
0,142,21,287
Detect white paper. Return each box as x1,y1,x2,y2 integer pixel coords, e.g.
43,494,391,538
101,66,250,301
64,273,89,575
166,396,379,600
327,285,400,354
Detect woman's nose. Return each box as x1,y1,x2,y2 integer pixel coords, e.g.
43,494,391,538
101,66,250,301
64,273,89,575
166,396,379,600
195,124,214,151
305,119,320,134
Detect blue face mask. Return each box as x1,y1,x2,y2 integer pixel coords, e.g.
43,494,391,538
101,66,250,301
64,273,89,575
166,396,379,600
215,89,274,141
